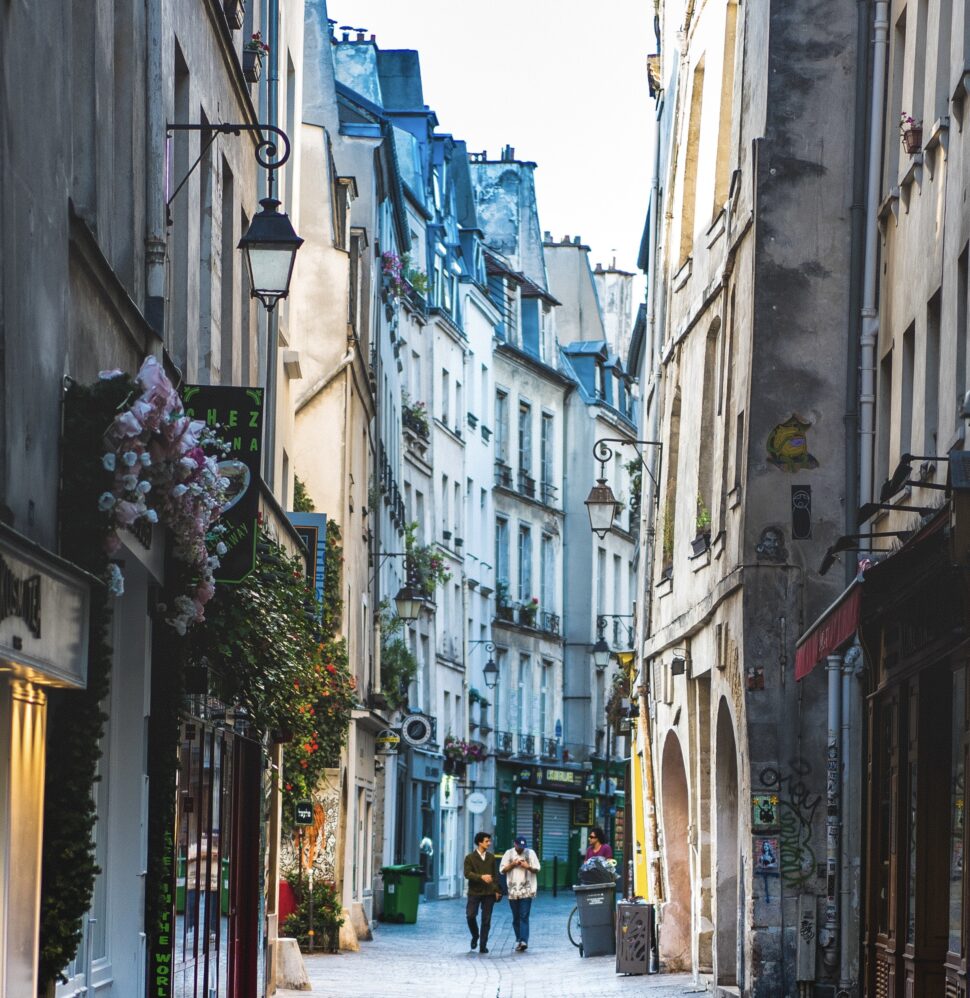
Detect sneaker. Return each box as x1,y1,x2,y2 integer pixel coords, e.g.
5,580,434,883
515,941,527,952
470,938,478,950
479,946,489,954
520,942,528,952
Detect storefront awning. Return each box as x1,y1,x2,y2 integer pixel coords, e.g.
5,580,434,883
794,582,862,681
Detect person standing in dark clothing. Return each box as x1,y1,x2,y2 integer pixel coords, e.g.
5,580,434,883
463,831,500,953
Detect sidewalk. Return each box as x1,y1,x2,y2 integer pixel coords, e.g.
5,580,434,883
278,894,703,998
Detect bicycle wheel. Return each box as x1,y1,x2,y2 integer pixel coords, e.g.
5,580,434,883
567,904,582,949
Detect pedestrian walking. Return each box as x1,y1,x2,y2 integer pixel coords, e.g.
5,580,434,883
500,835,540,952
584,826,613,861
463,831,501,954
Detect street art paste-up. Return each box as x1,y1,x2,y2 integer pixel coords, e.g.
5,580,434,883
752,794,780,831
755,836,780,873
766,415,819,472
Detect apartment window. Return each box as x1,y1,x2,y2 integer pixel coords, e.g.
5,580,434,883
455,380,463,431
441,369,450,424
540,413,554,487
480,487,487,511
518,401,533,474
597,547,606,615
518,525,533,602
496,390,510,463
957,245,968,423
444,691,452,737
219,158,235,383
540,533,555,614
679,57,706,265
481,365,489,421
901,322,915,458
495,516,510,586
925,290,941,452
415,491,425,544
454,481,461,536
494,648,507,729
698,321,719,528
540,661,552,738
517,655,531,733
441,475,449,533
410,350,422,401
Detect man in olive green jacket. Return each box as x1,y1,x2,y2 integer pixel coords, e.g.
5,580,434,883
464,831,501,953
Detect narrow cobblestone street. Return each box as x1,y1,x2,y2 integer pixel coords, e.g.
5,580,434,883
280,895,698,998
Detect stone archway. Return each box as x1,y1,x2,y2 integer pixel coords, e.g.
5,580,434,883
659,732,692,971
714,698,740,986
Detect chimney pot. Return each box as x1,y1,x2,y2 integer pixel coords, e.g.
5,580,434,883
574,235,581,244
342,31,349,41
371,33,376,42
563,235,571,244
356,31,366,41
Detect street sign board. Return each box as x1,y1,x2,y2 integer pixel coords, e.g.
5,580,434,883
376,728,401,752
295,800,314,825
466,791,488,815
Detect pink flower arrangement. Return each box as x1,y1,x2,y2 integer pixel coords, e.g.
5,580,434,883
381,251,405,297
99,357,228,632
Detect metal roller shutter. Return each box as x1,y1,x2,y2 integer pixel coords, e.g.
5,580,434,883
540,798,571,862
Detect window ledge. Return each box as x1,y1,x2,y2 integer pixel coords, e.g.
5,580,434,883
728,486,742,510
672,257,692,292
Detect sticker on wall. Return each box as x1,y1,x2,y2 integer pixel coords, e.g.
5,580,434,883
755,836,780,873
791,485,812,539
752,794,780,830
766,415,819,472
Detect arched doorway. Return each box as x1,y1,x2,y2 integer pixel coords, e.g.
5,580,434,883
660,732,692,971
715,698,740,986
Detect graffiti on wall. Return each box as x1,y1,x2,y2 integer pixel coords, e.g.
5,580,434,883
766,415,819,472
755,761,820,889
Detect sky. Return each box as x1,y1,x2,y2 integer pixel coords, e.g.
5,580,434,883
330,0,653,291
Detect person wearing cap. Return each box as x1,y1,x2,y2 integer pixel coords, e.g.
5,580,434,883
500,836,541,952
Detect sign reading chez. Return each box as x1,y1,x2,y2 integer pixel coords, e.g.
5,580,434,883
183,385,264,584
0,525,90,688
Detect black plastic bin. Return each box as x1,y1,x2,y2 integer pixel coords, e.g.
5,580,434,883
573,882,617,957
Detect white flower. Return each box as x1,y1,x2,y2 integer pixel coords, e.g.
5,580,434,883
145,509,159,523
102,453,117,471
98,492,117,511
171,618,187,636
172,484,189,498
216,542,228,556
218,477,231,490
123,474,139,491
122,451,138,467
137,481,151,495
106,563,125,597
179,456,198,472
139,453,152,467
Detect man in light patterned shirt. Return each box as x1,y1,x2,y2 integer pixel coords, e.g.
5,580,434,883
500,836,541,952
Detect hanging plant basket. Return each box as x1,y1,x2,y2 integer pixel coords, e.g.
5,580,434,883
243,48,263,83
901,127,922,154
223,0,245,29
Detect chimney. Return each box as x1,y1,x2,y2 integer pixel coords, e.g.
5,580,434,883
371,34,376,42
562,235,570,244
342,30,349,41
573,235,581,245
356,30,366,41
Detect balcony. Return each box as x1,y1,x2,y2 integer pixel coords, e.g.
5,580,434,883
540,737,559,761
517,733,536,757
539,611,560,636
495,730,514,756
494,461,513,489
540,481,558,507
402,405,430,441
517,470,536,500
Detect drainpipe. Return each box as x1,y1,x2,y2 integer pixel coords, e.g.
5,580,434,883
821,654,841,968
839,642,863,996
859,0,890,507
262,0,281,490
145,0,166,344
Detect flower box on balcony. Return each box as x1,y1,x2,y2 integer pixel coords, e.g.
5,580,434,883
224,0,245,29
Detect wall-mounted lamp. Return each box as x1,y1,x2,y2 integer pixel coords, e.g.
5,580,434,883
166,122,303,313
670,651,688,676
471,640,499,689
585,437,662,537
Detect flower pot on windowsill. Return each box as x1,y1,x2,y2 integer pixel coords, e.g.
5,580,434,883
224,0,245,29
690,531,711,557
901,127,922,154
242,48,263,83
454,537,463,548
442,530,452,541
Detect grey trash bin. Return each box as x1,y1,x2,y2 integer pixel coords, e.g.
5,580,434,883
615,901,654,974
573,882,617,957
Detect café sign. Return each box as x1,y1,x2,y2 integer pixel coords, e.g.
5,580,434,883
0,525,90,689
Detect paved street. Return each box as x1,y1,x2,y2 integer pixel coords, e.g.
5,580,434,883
280,895,700,998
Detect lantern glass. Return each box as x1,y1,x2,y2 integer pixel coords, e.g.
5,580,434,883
238,197,304,311
585,479,620,538
394,586,424,623
483,657,499,689
592,637,611,671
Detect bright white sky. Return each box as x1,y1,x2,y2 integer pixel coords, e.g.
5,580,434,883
331,0,652,292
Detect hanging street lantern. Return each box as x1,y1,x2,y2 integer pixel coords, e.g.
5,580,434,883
585,478,621,538
238,197,304,311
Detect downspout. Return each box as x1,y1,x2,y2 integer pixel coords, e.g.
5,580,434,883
263,0,281,490
859,0,890,507
839,641,863,996
821,654,842,968
145,0,166,345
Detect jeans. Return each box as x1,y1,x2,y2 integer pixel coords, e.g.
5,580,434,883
466,894,496,948
508,896,533,944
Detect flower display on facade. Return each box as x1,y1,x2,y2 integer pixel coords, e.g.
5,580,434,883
99,357,228,632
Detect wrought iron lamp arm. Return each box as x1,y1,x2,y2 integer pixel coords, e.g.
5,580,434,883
592,437,663,497
165,122,292,214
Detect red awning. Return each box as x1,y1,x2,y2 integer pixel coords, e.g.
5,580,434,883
794,583,862,681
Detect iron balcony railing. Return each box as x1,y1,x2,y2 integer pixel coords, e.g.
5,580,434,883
541,737,558,760
540,611,560,636
517,733,536,756
540,481,558,507
495,730,514,755
517,470,536,499
494,461,513,489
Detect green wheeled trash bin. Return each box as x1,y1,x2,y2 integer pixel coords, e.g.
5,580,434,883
381,865,423,924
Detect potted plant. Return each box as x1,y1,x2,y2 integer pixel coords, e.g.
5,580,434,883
520,596,539,626
692,495,712,556
243,32,268,84
223,0,245,29
281,876,344,953
900,113,923,155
